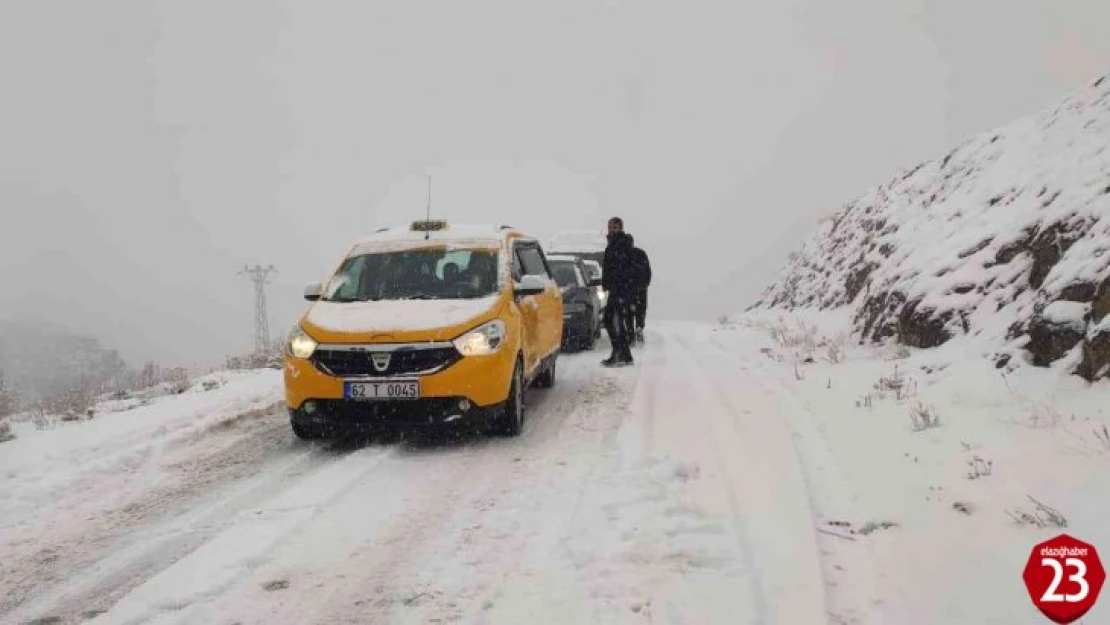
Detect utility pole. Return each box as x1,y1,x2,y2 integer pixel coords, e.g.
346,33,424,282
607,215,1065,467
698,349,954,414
239,264,277,354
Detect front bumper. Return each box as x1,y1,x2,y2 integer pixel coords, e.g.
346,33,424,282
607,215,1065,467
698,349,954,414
290,396,502,432
284,343,516,413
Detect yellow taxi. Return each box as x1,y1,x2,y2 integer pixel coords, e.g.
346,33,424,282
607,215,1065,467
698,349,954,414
284,220,563,438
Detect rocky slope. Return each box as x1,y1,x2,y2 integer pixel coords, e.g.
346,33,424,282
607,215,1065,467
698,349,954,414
751,73,1110,380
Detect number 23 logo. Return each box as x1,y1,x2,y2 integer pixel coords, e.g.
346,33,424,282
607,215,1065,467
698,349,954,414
1042,558,1090,603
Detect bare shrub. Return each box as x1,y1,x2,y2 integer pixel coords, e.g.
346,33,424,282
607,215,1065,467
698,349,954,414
0,369,18,418
952,501,973,515
909,401,940,431
966,456,993,479
875,367,905,393
1094,424,1110,451
858,520,899,535
0,419,14,443
889,344,911,360
226,340,285,371
824,333,847,364
50,379,99,422
873,365,917,401
136,361,160,390
1006,495,1067,528
162,367,192,395
1026,401,1062,428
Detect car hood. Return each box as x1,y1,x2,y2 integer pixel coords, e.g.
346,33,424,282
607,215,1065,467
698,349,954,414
301,293,505,343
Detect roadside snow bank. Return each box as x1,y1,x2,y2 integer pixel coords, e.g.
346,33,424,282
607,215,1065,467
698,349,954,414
728,308,1110,624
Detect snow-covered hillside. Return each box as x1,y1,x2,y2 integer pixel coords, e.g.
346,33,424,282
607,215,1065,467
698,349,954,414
751,73,1110,380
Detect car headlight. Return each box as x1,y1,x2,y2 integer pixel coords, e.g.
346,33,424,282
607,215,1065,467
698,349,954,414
453,320,506,356
288,326,318,359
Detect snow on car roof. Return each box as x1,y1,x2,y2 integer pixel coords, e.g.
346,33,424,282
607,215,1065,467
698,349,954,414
545,254,579,262
350,223,526,255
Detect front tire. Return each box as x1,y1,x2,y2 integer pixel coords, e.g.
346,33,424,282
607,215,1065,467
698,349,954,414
291,421,326,440
491,359,525,437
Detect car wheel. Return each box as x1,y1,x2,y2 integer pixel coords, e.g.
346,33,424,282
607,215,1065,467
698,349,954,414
291,421,326,440
584,323,599,350
492,359,525,437
535,354,556,388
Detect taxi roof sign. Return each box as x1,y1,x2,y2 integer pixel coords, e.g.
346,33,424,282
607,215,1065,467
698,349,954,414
411,219,448,232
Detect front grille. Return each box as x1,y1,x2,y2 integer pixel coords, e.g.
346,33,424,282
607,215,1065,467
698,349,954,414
311,346,461,377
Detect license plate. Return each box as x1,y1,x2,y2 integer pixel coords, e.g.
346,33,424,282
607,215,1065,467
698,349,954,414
344,380,420,400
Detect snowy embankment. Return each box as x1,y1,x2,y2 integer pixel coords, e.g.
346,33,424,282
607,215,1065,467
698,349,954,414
751,73,1110,381
730,308,1110,623
1,369,285,620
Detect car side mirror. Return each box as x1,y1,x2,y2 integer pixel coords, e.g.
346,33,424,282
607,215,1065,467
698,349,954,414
304,282,322,301
514,274,547,297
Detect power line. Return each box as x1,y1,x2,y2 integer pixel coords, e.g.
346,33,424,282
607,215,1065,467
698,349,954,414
239,264,277,353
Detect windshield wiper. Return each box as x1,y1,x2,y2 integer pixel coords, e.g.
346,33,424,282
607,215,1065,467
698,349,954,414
324,296,374,303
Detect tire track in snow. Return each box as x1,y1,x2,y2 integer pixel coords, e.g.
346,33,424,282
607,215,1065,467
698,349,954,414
702,329,882,625
675,330,831,622
618,328,667,466
333,358,638,624
134,352,627,624
656,328,772,624
5,409,393,625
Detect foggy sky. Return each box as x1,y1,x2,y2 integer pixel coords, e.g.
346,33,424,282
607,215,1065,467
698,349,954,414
2,0,1109,369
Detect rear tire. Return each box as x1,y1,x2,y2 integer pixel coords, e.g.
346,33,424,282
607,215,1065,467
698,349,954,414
491,359,525,437
584,323,598,350
535,354,556,388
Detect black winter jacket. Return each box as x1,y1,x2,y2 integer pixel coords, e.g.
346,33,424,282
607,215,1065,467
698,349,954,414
602,232,636,297
630,247,651,290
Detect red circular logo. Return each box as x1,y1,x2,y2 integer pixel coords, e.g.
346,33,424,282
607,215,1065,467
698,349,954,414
1022,534,1105,623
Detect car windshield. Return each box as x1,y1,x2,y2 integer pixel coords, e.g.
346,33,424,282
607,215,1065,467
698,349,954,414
548,261,579,288
321,248,500,302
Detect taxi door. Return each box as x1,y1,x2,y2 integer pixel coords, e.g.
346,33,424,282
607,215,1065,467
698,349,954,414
511,241,540,376
514,241,562,369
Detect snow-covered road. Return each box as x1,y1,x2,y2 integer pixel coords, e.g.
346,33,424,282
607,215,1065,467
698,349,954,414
3,322,863,625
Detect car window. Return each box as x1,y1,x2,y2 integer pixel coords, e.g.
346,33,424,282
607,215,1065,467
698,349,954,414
517,244,549,278
548,261,580,287
321,248,499,301
511,245,525,281
434,250,472,279
326,255,370,301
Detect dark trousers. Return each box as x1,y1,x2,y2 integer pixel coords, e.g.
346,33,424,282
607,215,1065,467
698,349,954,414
604,294,634,361
632,288,648,330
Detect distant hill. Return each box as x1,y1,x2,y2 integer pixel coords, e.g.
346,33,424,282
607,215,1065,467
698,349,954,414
0,319,129,403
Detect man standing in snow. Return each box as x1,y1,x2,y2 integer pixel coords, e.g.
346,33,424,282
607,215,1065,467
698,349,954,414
628,236,651,344
601,217,635,366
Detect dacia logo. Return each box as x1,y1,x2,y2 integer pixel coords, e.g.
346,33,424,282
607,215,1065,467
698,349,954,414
371,352,391,372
